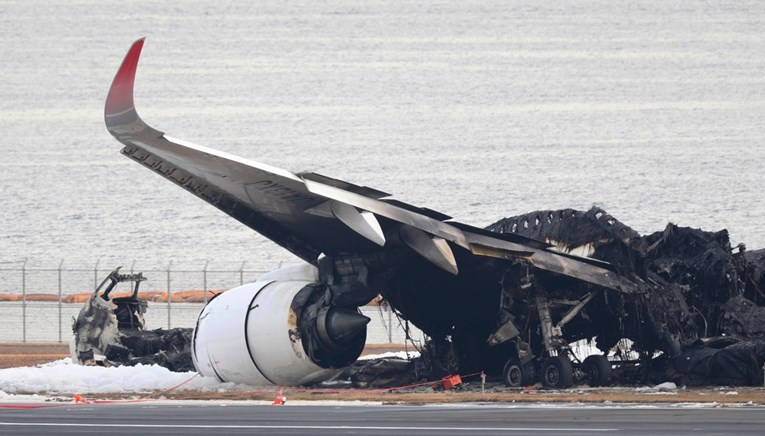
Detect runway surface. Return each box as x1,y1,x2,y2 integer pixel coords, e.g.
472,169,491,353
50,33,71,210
1,402,763,435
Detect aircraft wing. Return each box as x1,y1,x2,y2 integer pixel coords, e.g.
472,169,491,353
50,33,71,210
105,39,638,293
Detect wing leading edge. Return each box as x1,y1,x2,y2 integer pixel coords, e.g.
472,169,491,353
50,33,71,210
105,39,638,293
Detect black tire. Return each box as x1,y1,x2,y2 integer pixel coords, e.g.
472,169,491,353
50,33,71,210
502,358,535,388
583,354,612,387
541,355,573,388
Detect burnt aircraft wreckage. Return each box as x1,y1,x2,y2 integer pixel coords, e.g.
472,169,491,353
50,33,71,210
101,39,765,388
71,267,194,372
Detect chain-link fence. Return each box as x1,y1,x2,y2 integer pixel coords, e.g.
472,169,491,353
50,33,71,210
0,262,423,345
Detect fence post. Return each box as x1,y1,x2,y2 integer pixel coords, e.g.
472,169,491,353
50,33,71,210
22,259,27,343
166,261,172,329
239,261,246,286
58,259,64,343
203,260,209,305
387,303,393,343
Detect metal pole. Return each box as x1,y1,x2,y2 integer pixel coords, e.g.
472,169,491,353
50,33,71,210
203,260,209,305
166,261,173,329
22,259,27,343
239,261,246,286
387,303,393,343
130,259,136,276
58,259,64,343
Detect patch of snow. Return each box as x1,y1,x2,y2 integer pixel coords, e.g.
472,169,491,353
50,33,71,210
0,358,250,395
0,352,425,397
653,382,678,391
358,351,419,360
568,339,601,361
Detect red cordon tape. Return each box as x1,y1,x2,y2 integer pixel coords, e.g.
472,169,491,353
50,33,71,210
216,371,486,398
74,372,202,405
263,371,486,396
0,372,203,408
1,370,486,409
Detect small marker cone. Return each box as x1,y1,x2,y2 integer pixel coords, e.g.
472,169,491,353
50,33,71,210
271,387,285,406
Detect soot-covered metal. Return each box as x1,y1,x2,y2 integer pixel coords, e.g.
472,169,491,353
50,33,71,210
72,210,764,388
70,267,194,372
370,207,765,388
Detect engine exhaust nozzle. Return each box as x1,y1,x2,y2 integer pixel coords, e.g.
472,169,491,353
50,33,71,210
316,306,370,351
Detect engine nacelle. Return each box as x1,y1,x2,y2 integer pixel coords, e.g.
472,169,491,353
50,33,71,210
192,264,368,386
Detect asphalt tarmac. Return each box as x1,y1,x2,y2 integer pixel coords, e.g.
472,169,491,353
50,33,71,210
1,402,763,435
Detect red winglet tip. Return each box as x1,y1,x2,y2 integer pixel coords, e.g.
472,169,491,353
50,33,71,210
105,38,146,117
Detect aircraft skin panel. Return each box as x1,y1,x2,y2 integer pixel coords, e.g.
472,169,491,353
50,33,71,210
105,39,639,292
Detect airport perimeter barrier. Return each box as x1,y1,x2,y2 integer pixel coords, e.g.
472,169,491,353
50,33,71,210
0,261,425,345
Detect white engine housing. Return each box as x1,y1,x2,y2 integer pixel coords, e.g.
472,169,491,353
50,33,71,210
192,265,343,386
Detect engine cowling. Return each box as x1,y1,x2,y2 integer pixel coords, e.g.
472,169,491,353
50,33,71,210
191,264,369,386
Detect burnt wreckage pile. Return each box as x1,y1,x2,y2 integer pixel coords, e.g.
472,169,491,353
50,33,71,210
72,210,765,388
71,268,194,372
371,207,764,388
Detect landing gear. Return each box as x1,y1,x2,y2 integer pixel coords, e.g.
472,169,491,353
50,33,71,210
494,276,612,389
582,354,612,386
502,352,612,389
502,358,536,388
541,354,574,388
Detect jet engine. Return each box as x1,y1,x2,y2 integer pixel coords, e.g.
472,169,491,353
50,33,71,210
192,264,370,386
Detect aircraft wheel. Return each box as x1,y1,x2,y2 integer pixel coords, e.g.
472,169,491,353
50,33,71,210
502,358,535,388
583,354,612,387
541,355,573,388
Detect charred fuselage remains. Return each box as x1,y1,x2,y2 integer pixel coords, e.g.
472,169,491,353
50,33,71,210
71,267,194,372
382,207,765,387
489,207,765,347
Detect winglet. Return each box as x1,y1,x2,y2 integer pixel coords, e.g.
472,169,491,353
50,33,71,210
105,38,145,117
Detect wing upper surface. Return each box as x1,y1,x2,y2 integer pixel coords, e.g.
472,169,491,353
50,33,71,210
105,39,638,293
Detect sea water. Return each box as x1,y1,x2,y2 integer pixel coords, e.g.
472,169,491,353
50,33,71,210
1,0,763,277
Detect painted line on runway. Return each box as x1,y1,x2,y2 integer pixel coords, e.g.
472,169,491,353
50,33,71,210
0,422,615,432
